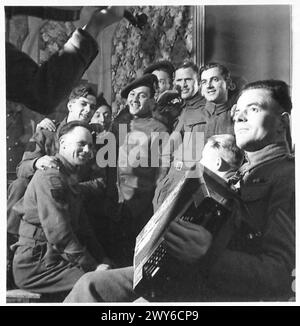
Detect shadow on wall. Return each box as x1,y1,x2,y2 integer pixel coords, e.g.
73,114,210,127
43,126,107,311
204,5,291,85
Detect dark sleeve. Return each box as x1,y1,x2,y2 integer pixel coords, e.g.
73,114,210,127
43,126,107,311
152,126,170,187
6,28,98,115
77,161,106,197
34,171,98,272
203,172,295,300
78,178,106,198
16,130,48,178
160,115,185,170
77,207,107,263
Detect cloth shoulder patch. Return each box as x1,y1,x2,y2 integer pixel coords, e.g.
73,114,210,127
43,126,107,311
51,188,67,202
49,175,66,202
49,176,64,188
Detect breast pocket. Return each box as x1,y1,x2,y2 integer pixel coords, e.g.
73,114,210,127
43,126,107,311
240,183,271,230
184,116,206,133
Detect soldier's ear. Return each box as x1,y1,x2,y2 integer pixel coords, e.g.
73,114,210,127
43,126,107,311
67,100,73,112
59,136,66,149
226,78,236,91
216,157,222,171
279,112,290,133
231,104,237,119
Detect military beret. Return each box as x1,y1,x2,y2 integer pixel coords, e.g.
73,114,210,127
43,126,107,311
68,83,97,101
121,74,158,99
143,60,175,78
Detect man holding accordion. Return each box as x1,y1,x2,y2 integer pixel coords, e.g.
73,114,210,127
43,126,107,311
65,79,295,302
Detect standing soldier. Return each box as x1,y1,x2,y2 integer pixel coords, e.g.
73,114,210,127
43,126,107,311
199,62,237,140
153,62,237,211
105,74,169,267
144,60,182,132
143,60,175,99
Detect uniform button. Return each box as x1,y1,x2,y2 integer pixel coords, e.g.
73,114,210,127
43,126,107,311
15,142,19,146
247,233,254,240
7,114,10,118
8,147,11,151
9,158,12,162
6,136,9,140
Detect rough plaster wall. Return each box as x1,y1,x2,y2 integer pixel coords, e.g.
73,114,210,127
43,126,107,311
111,6,194,112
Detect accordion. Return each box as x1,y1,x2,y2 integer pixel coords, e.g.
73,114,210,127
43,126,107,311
133,164,240,292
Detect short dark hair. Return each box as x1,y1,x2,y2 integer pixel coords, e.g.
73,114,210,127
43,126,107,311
97,94,112,112
155,68,173,83
207,134,244,170
175,61,199,75
199,62,231,82
143,60,175,80
68,84,97,101
58,121,92,139
239,80,292,114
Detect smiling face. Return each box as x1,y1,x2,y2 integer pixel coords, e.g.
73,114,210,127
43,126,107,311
152,69,172,96
90,105,112,130
233,88,284,152
200,67,228,104
174,67,199,100
59,126,93,166
127,86,152,116
67,95,97,123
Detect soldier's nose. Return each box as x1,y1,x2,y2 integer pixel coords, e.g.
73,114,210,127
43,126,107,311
82,144,90,152
235,109,247,122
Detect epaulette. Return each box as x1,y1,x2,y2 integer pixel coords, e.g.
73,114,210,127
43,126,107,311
49,175,63,188
285,153,295,161
42,159,63,173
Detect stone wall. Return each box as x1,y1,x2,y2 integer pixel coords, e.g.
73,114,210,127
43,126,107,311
111,6,194,112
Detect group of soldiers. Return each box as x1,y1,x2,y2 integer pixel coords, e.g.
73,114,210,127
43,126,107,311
6,6,295,302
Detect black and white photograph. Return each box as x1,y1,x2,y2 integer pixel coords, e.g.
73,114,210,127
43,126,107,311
2,1,298,306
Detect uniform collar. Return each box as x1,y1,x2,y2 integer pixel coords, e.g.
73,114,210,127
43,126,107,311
151,110,169,128
205,100,231,116
55,153,78,177
183,92,205,109
56,116,68,136
241,142,290,174
132,111,152,120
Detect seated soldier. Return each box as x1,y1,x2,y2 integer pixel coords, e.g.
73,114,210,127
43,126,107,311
64,79,294,302
7,84,104,246
12,121,112,298
30,94,113,239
